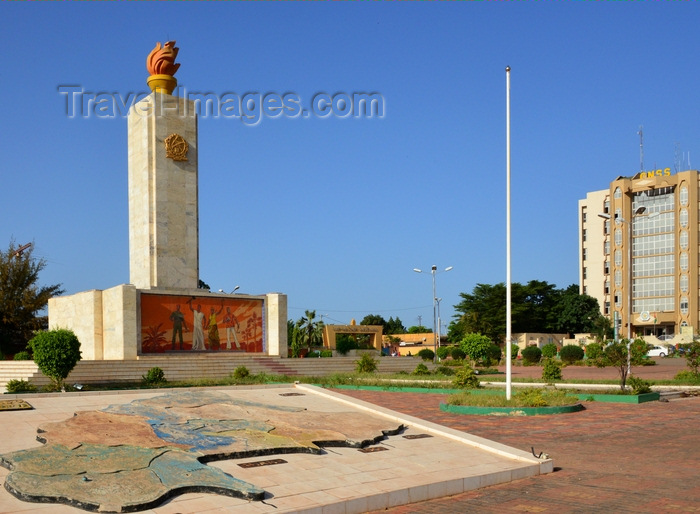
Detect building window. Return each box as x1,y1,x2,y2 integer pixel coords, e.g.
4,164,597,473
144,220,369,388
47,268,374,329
680,252,688,271
604,261,610,275
604,301,610,315
604,200,610,213
681,296,689,316
615,207,622,222
605,241,610,255
614,187,622,199
681,274,689,293
615,291,622,308
582,229,587,242
615,249,622,267
615,228,622,247
680,208,688,228
605,280,610,294
582,210,587,223
680,185,688,206
583,248,587,261
633,254,675,277
583,267,587,280
680,230,688,250
614,270,622,287
604,219,610,235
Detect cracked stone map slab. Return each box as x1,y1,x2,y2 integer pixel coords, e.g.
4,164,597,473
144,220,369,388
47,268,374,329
1,390,404,512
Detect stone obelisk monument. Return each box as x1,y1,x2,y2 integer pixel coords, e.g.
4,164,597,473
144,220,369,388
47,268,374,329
129,41,199,290
48,42,287,363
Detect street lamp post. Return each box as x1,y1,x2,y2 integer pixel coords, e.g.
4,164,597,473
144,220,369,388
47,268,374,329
413,265,452,362
598,206,656,375
436,297,443,353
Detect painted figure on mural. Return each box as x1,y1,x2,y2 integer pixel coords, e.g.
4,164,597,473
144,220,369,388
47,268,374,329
187,299,206,350
169,304,188,350
223,306,241,350
207,301,224,350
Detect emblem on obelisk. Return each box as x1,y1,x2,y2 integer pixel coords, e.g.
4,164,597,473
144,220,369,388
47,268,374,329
164,133,189,161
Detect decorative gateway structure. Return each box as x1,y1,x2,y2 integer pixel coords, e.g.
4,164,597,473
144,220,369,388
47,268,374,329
49,42,287,360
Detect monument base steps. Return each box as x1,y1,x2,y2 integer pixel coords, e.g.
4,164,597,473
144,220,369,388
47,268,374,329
0,355,428,392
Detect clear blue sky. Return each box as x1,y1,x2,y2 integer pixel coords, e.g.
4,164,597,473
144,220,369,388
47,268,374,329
2,3,699,331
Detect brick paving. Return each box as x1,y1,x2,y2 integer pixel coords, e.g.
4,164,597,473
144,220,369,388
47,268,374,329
334,357,700,513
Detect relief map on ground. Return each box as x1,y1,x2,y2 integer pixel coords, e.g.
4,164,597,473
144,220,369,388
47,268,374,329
0,390,403,512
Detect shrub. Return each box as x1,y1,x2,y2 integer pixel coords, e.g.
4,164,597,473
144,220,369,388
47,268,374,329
521,346,542,365
319,349,333,358
232,366,250,380
417,348,435,361
436,346,450,360
513,388,549,407
560,344,584,364
510,343,519,360
542,358,562,381
412,363,430,376
459,333,493,364
513,388,578,408
685,341,700,375
28,329,82,390
585,342,604,362
450,347,466,361
5,379,36,393
484,343,502,367
541,343,558,359
675,369,700,382
436,365,455,376
142,367,166,386
627,375,652,394
13,351,32,361
355,353,378,373
336,336,358,356
452,363,480,389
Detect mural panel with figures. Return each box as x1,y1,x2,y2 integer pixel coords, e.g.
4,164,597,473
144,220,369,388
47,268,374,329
140,293,265,354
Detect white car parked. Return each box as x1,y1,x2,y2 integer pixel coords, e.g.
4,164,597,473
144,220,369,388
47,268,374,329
646,345,670,358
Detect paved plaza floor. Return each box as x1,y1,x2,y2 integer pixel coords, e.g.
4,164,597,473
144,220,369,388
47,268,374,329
0,384,546,513
1,357,697,513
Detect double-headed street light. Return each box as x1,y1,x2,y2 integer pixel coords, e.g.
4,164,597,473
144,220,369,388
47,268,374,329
413,265,453,361
598,206,658,375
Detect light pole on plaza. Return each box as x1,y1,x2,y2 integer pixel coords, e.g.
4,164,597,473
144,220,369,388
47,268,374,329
598,206,657,375
413,265,453,361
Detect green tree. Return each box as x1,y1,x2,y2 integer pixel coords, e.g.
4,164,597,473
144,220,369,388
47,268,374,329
450,283,507,343
287,320,304,357
28,328,81,390
594,338,648,390
549,285,603,335
407,325,432,334
360,314,387,331
298,310,323,349
385,316,406,335
0,241,64,355
684,341,700,376
459,333,493,365
450,281,604,343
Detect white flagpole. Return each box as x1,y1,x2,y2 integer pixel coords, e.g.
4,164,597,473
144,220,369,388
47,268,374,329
505,66,512,400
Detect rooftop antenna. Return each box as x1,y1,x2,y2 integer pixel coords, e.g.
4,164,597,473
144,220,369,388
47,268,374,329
638,125,644,172
674,142,681,173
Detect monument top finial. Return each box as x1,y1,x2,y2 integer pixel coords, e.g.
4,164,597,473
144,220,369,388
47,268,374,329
146,41,180,95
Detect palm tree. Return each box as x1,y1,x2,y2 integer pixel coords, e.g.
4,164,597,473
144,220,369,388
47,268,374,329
299,310,322,349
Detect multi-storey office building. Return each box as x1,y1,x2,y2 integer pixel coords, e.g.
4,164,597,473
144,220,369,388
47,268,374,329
579,169,699,341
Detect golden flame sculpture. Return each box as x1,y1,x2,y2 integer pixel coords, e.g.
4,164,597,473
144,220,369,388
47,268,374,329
146,41,180,95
